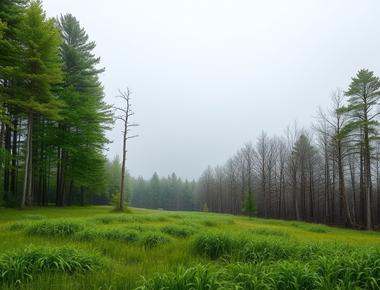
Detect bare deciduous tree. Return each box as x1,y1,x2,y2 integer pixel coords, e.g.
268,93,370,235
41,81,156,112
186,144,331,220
115,89,139,211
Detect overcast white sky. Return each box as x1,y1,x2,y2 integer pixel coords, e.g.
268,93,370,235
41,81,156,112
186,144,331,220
42,0,380,180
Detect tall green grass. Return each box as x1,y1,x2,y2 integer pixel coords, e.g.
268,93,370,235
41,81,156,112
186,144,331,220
137,251,380,290
141,232,170,248
193,232,240,259
0,247,100,285
160,225,195,238
26,221,83,237
193,232,349,263
1,206,380,290
251,227,290,238
21,214,47,220
93,214,169,225
76,228,140,243
136,265,221,290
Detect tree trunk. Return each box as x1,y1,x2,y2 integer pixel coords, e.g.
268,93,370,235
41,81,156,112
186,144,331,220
10,118,18,196
3,124,11,202
80,186,85,206
22,111,33,207
56,146,66,207
360,143,365,226
363,124,372,230
337,142,353,227
119,120,127,210
292,165,300,220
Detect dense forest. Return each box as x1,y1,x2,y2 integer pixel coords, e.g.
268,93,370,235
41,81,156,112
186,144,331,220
105,157,196,211
197,72,380,230
0,0,113,207
131,172,196,211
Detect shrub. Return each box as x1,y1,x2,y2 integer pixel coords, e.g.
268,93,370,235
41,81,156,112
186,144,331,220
193,233,240,259
141,232,169,248
160,225,194,238
26,221,82,237
0,247,100,284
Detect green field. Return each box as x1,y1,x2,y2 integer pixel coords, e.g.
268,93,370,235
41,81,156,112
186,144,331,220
1,207,380,289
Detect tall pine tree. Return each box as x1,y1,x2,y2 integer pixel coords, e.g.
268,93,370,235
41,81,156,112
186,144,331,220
55,14,112,206
341,69,380,230
14,1,62,207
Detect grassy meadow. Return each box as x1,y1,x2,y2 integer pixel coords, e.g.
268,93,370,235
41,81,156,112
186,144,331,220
0,206,380,289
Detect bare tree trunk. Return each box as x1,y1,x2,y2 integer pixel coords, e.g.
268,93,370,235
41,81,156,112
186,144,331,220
349,155,357,224
360,142,365,226
337,142,353,226
115,89,138,211
363,124,372,230
119,120,127,210
324,145,330,224
293,167,300,220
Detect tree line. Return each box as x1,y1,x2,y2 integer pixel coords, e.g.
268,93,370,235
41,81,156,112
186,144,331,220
102,156,195,211
131,172,196,211
0,0,112,207
197,69,380,230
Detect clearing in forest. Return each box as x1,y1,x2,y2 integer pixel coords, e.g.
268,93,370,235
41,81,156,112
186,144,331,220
0,206,380,289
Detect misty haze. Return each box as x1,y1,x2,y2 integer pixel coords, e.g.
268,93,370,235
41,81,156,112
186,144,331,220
1,1,380,289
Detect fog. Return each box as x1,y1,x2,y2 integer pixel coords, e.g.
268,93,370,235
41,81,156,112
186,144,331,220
42,0,380,180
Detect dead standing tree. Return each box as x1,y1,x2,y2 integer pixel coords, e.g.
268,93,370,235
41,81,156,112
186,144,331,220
115,89,139,211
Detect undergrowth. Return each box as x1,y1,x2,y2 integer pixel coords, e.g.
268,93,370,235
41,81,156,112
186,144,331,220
1,207,379,290
26,221,83,237
0,247,100,285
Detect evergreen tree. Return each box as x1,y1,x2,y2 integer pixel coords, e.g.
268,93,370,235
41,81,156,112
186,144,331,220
293,133,316,220
14,1,62,207
243,190,256,217
341,69,380,229
149,172,160,209
0,0,28,205
55,13,112,206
